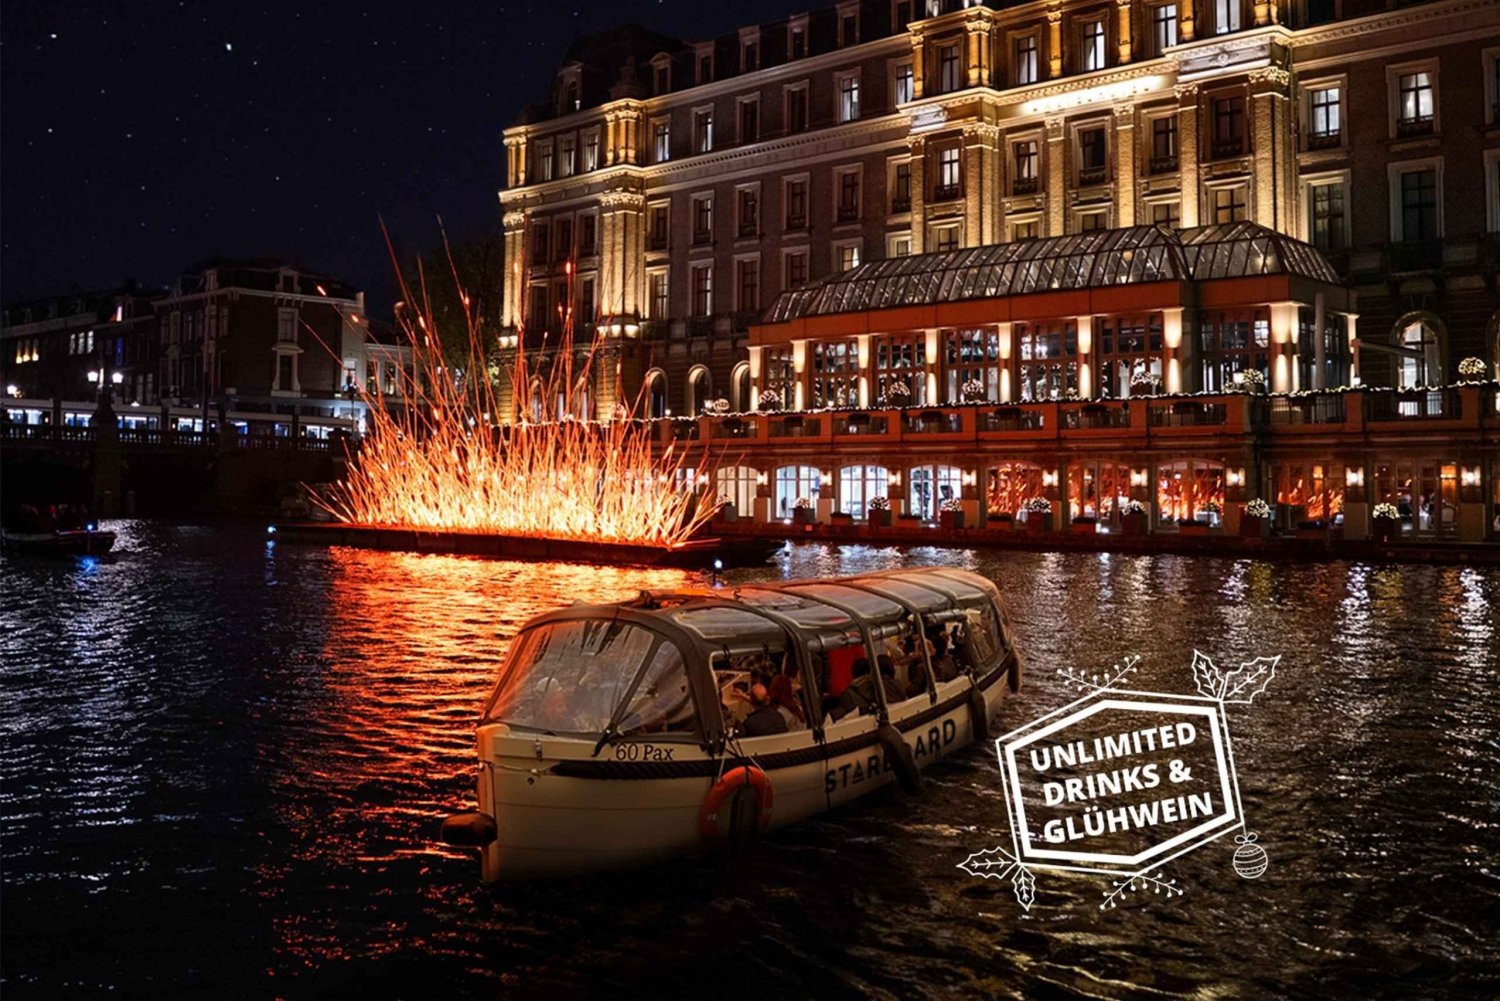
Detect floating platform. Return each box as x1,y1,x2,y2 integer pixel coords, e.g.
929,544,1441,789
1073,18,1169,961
270,522,783,569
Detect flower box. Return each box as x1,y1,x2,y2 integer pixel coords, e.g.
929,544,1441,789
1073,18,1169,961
988,513,1014,530
830,512,854,526
716,502,737,523
1120,511,1149,537
1372,515,1399,543
1070,516,1098,535
940,509,967,531
1177,519,1210,536
867,509,892,528
1239,514,1268,539
793,507,817,525
898,513,924,529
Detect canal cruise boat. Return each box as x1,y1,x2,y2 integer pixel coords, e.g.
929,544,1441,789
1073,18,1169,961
442,567,1022,880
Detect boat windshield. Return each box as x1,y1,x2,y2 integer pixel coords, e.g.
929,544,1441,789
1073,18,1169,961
482,619,695,737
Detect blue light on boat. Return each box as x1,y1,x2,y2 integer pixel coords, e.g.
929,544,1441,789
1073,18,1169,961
267,525,277,535
86,522,97,532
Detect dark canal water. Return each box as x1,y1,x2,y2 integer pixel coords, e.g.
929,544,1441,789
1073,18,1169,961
2,522,1496,999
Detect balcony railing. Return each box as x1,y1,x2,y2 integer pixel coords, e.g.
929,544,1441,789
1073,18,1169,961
836,204,860,223
1306,130,1341,150
1011,177,1038,196
646,234,668,252
1366,388,1460,421
1211,139,1246,158
1077,166,1107,186
979,406,1045,432
785,215,807,231
834,413,890,436
931,183,960,202
737,222,759,238
691,229,712,246
1063,403,1130,429
769,415,822,438
710,417,756,439
1269,395,1346,425
1148,155,1178,175
903,409,961,434
1148,400,1228,427
889,195,911,213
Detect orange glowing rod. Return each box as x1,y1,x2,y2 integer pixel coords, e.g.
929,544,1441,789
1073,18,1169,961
317,234,721,548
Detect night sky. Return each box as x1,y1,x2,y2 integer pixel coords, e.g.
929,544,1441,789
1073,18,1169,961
1,1,806,312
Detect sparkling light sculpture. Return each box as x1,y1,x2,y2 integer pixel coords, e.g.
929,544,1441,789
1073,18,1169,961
320,262,720,548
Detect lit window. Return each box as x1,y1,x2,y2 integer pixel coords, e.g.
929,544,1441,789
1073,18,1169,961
1015,35,1038,86
1308,86,1341,144
1078,211,1107,232
894,63,915,105
939,44,961,93
1212,186,1247,223
695,109,714,153
653,121,670,163
1151,5,1178,57
649,271,669,319
1215,0,1241,35
838,75,861,122
1014,140,1039,189
889,233,913,257
1397,71,1435,132
1309,183,1345,252
837,243,861,271
583,132,600,171
934,226,959,253
1081,20,1106,72
1150,201,1180,227
937,148,960,197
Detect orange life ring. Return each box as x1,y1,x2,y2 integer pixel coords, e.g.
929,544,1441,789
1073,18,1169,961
698,765,773,846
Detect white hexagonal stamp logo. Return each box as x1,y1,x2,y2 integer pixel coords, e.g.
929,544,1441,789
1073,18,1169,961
960,652,1278,913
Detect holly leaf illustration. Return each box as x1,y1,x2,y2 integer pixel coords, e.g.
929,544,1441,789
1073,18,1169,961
1012,865,1036,912
1190,649,1224,700
956,845,1016,882
1219,655,1279,704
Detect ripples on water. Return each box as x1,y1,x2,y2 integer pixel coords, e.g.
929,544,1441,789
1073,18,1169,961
2,522,1496,999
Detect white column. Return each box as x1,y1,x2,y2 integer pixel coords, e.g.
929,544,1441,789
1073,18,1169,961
1270,301,1298,394
1076,315,1094,399
925,329,941,403
997,322,1014,402
1162,307,1185,394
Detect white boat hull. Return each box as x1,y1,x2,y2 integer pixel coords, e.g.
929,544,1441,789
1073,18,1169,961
474,662,1015,881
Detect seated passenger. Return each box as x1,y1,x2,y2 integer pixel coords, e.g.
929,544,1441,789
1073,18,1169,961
930,632,961,682
742,684,790,736
767,660,805,725
875,655,906,704
830,658,877,720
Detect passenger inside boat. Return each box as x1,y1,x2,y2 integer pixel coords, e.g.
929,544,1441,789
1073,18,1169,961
828,657,904,721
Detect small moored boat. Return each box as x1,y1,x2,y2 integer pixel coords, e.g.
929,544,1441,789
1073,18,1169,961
1,525,117,556
441,567,1022,880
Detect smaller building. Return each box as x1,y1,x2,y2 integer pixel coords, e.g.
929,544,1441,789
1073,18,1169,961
2,286,163,403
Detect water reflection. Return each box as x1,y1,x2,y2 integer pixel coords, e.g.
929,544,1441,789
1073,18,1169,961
2,524,1496,998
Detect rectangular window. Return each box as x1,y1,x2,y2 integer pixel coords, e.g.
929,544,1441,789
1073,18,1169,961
894,1,913,32
939,44,961,93
1013,139,1039,193
1013,219,1040,240
889,233,913,257
1150,200,1181,227
894,63,915,105
1078,126,1107,183
698,54,713,85
653,120,670,162
1078,210,1107,232
742,40,758,71
841,13,859,47
555,218,573,260
1308,86,1341,145
695,109,714,153
533,226,550,263
583,132,600,171
811,339,859,408
739,99,759,144
837,171,861,222
1081,19,1106,73
892,162,912,211
1016,36,1038,86
1397,71,1435,133
874,332,926,405
1400,169,1438,241
786,179,808,229
790,26,806,59
737,259,760,311
648,204,669,250
1215,0,1241,34
786,87,808,133
1151,4,1178,56
1151,116,1178,171
837,243,861,271
1310,183,1346,252
578,277,596,325
936,148,960,199
558,138,576,177
934,226,959,253
538,143,554,181
838,75,861,122
691,265,713,316
738,188,759,236
1213,186,1247,223
529,286,549,330
655,65,670,95
692,196,714,244
649,271,669,319
785,250,809,287
579,213,597,255
1213,97,1245,156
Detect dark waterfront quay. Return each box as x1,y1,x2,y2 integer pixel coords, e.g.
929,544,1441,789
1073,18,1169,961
2,521,1496,999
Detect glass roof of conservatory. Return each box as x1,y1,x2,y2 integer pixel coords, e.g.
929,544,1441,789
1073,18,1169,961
761,222,1341,324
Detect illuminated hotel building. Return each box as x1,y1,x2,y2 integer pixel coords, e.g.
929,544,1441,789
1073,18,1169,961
498,1,1500,541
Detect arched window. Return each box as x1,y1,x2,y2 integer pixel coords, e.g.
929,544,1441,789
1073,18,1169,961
1395,313,1444,387
986,462,1044,518
908,464,962,520
1066,460,1131,522
838,464,888,517
685,365,711,415
644,368,669,418
715,464,757,514
774,465,821,519
730,362,751,412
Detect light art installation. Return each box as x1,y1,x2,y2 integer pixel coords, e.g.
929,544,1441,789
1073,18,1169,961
319,261,720,548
